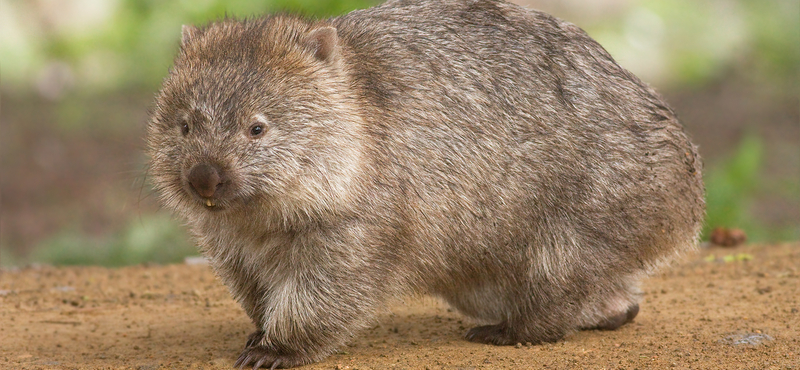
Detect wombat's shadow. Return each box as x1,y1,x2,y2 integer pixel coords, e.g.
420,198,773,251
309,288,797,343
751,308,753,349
133,297,467,364
132,296,637,367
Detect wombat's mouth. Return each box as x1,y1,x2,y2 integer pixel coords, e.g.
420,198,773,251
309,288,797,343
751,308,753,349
198,197,226,212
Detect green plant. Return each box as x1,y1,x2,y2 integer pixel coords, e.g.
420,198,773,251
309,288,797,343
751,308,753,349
29,213,197,267
702,134,763,240
2,0,381,94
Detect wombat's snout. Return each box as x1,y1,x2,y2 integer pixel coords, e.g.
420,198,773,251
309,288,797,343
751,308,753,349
187,163,226,201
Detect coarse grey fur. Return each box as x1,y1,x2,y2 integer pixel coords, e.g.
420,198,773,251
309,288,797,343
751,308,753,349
146,0,705,368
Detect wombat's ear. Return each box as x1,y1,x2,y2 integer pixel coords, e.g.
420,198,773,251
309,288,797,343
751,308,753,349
181,25,202,46
304,26,339,63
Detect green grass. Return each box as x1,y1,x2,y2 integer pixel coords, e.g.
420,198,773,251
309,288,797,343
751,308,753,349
702,134,799,242
702,134,763,237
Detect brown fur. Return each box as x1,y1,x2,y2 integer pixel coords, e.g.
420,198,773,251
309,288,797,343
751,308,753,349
146,0,705,368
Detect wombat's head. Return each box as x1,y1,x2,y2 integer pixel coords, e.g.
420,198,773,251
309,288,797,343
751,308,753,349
146,16,363,224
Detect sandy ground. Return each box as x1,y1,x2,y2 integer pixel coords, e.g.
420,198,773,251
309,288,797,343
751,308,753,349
1,242,798,369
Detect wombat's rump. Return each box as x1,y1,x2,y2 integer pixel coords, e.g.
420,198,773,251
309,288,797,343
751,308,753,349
146,0,705,368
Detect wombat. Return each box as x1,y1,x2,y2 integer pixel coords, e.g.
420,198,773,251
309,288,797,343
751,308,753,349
146,0,705,368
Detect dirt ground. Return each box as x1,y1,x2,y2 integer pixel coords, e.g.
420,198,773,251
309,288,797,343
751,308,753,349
1,242,798,369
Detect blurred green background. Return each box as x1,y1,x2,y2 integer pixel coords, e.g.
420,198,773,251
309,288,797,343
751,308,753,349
1,0,798,267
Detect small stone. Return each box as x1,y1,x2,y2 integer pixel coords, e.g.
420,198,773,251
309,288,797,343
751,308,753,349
722,332,774,346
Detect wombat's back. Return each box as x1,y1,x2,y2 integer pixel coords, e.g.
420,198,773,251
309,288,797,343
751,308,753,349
333,0,704,288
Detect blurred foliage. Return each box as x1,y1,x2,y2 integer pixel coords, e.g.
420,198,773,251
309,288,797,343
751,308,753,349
703,134,799,242
26,214,197,267
2,0,796,96
1,0,797,266
703,134,763,239
588,0,799,90
1,0,380,95
736,0,800,87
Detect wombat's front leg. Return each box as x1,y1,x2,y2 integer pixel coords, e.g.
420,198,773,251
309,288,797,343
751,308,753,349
464,303,641,345
232,253,381,369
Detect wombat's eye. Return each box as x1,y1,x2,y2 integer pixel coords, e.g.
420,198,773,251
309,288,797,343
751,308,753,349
180,120,190,136
249,123,266,138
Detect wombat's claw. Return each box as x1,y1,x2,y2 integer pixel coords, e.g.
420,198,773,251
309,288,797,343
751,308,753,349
234,346,283,369
245,330,265,348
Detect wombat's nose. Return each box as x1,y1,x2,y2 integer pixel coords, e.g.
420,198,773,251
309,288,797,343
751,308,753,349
187,163,223,199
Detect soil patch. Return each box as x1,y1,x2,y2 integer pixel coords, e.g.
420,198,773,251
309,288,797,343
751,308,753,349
2,243,798,369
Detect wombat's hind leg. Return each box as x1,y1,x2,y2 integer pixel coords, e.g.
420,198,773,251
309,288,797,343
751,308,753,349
464,322,565,345
584,303,639,331
465,323,514,345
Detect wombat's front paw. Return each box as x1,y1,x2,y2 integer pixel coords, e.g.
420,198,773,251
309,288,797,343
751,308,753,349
234,345,308,369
